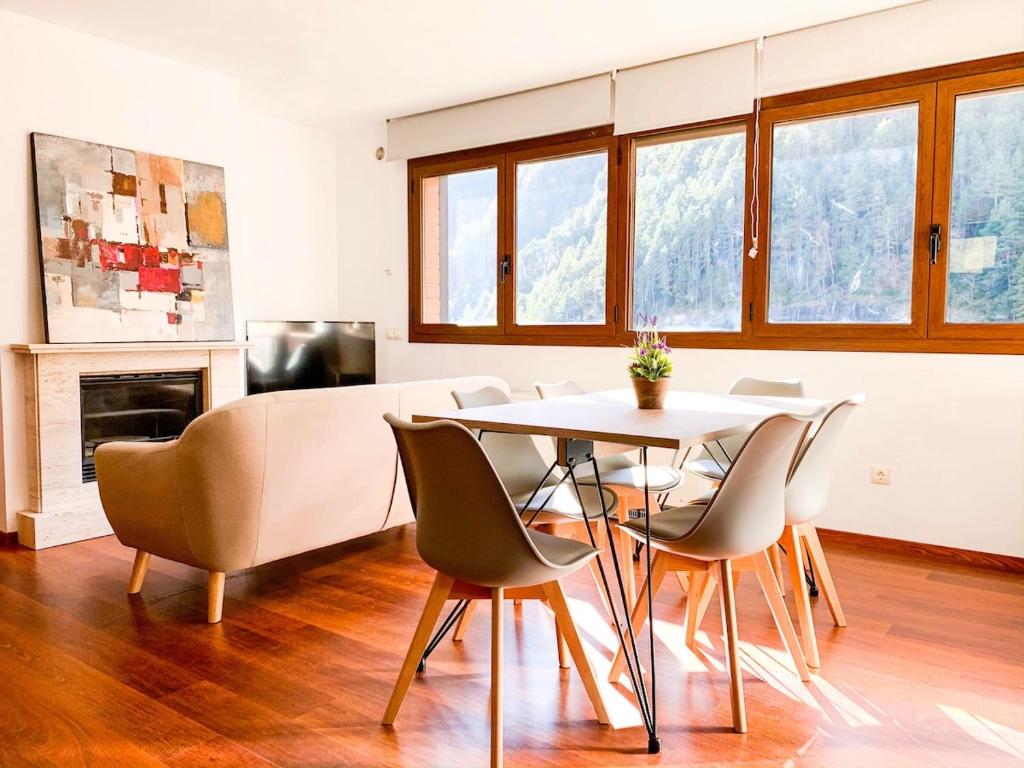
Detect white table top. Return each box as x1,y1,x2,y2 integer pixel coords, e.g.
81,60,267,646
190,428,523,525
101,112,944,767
412,388,829,449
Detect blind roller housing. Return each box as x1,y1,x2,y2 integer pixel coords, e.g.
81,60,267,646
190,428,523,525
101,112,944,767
613,42,756,135
386,74,613,161
761,0,1024,96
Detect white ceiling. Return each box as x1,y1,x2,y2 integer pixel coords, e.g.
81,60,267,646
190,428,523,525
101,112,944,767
0,0,919,128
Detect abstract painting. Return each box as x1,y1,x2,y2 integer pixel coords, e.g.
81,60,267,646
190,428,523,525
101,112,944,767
31,133,235,343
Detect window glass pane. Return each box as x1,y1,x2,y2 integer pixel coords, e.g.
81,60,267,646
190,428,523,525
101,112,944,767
515,152,607,325
633,128,745,331
768,105,918,324
946,86,1024,324
420,167,497,325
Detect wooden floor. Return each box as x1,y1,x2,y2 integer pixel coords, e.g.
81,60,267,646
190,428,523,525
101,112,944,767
0,527,1021,768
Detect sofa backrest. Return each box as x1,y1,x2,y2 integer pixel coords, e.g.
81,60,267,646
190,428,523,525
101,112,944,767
176,376,508,567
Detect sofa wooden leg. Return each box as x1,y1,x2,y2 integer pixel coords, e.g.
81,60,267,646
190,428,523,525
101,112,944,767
208,571,226,624
127,550,150,595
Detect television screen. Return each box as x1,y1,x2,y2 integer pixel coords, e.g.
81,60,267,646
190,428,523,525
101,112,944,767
246,321,375,394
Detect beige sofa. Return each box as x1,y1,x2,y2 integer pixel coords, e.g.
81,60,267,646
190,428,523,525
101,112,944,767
95,376,508,622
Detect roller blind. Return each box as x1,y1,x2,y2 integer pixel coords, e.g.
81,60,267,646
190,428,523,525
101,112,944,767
613,42,756,135
761,0,1024,97
386,74,613,161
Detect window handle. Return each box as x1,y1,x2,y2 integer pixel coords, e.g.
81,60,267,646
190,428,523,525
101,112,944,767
929,224,942,265
499,255,511,284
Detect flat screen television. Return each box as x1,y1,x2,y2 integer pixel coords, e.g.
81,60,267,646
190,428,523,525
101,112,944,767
246,321,375,394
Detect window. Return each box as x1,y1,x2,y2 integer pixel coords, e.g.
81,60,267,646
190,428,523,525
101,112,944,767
420,167,498,326
409,155,505,337
631,124,747,332
408,56,1023,352
408,132,615,343
756,85,935,339
768,105,919,324
514,150,608,326
930,70,1024,339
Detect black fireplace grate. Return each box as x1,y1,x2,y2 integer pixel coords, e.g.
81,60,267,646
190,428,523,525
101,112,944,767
80,371,203,483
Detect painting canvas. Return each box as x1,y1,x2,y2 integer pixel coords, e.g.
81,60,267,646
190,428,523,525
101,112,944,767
31,133,235,343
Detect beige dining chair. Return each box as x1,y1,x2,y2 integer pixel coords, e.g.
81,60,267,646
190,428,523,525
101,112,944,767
609,412,817,733
776,395,865,668
382,415,609,768
535,379,683,606
451,386,620,649
684,376,806,483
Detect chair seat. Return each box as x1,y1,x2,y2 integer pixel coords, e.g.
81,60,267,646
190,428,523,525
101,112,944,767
687,488,716,505
620,503,707,543
577,455,682,492
684,457,730,482
526,529,599,570
513,482,619,522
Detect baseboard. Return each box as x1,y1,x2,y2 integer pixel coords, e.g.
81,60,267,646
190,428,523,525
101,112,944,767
817,528,1024,575
0,530,17,545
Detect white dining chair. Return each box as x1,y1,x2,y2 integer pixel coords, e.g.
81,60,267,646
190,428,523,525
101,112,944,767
777,394,865,668
609,411,818,733
683,377,805,483
449,386,620,655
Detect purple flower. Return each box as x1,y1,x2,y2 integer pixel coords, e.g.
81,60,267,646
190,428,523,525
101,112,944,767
638,349,647,356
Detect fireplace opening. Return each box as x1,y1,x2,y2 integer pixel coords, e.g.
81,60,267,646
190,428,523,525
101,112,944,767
80,371,203,483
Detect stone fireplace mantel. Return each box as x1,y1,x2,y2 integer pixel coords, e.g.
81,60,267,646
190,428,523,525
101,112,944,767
12,341,250,549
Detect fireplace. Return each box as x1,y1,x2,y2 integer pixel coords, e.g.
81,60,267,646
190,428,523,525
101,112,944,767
80,371,203,482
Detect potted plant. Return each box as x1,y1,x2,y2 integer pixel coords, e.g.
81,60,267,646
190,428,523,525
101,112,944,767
628,316,672,409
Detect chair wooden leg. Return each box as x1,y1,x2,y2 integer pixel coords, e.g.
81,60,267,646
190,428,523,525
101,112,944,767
207,572,225,624
689,568,719,646
782,525,820,668
615,526,637,610
453,600,477,641
127,550,150,595
675,572,689,593
542,580,610,724
490,587,503,768
802,524,847,627
752,550,810,682
586,555,615,622
608,551,668,682
684,570,711,650
554,619,569,669
717,559,746,734
383,572,454,725
769,543,785,597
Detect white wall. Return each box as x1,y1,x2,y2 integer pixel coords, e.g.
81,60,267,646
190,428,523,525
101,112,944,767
336,118,1024,558
0,10,339,530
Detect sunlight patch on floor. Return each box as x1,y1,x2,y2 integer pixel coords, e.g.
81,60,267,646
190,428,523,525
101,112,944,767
809,676,882,728
938,704,1024,761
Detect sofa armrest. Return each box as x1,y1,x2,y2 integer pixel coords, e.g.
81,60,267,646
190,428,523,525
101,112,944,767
95,440,200,568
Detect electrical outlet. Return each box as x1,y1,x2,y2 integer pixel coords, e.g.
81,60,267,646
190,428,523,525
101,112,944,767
385,328,401,341
870,465,891,485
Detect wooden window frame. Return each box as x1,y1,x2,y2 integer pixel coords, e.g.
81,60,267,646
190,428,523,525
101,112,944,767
408,153,506,339
614,117,756,349
506,136,618,339
407,54,1024,353
753,84,937,342
927,67,1024,341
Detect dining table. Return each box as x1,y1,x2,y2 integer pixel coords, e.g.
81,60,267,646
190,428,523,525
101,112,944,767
412,387,828,753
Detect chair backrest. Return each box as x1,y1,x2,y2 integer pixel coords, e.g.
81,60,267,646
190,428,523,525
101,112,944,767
677,413,815,560
702,377,806,464
452,386,553,495
729,376,805,398
384,414,555,587
535,380,586,399
785,395,865,524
